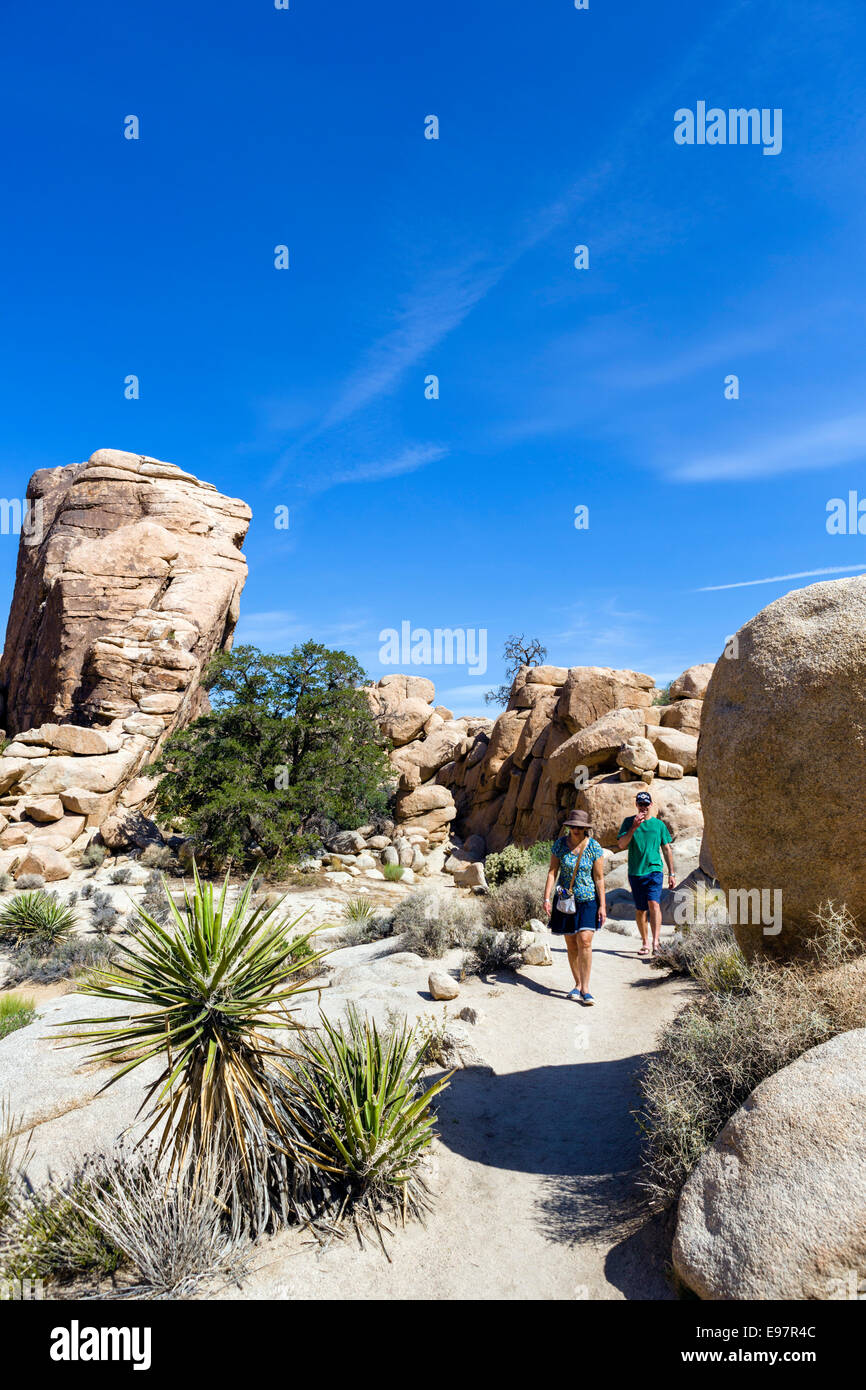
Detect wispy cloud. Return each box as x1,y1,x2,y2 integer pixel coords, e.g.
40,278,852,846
697,564,866,592
672,413,866,482
234,610,370,646
302,443,446,495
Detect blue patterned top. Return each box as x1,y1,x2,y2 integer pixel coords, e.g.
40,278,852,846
552,835,603,902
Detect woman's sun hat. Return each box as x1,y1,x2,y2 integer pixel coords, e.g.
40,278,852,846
561,810,592,829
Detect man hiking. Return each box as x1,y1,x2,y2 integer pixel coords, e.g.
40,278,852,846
617,790,675,957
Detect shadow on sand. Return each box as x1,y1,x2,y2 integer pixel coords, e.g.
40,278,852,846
432,1051,675,1299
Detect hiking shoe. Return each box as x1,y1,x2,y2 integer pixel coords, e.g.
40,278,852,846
581,992,595,1006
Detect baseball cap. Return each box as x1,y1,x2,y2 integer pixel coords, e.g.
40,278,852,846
635,791,653,806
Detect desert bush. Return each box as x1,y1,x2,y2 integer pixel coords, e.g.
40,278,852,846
109,865,132,885
0,994,36,1040
67,1148,249,1299
806,900,863,970
341,899,391,946
528,840,553,866
139,844,178,873
63,866,330,1235
13,875,45,891
636,952,866,1210
651,919,742,980
1,1154,124,1283
0,891,77,948
693,947,751,994
483,864,546,934
462,927,524,977
0,874,12,893
138,871,172,926
484,844,533,887
290,1006,450,1238
382,862,404,882
2,936,118,988
81,844,107,870
391,886,481,958
413,1007,452,1068
0,1099,30,1231
88,889,121,936
652,683,672,706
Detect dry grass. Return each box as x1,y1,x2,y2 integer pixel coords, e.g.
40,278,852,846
637,903,866,1210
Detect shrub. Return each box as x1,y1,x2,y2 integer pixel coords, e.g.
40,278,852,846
528,840,553,866
109,865,132,885
382,862,404,882
1,1154,124,1283
341,898,392,946
140,844,178,873
0,994,36,1040
391,886,481,958
290,1006,450,1234
806,900,863,970
81,844,106,869
652,683,672,706
66,1148,249,1299
0,891,77,948
0,1098,30,1231
636,950,866,1210
484,844,533,887
63,866,330,1235
2,936,118,988
693,947,751,994
88,889,120,936
0,874,12,893
462,927,524,977
138,872,173,926
483,864,546,934
651,919,742,980
13,875,45,891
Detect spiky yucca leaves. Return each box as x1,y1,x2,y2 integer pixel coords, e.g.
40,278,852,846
291,1006,451,1250
0,891,77,948
63,865,333,1232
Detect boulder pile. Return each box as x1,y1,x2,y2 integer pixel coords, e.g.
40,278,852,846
0,449,251,882
367,663,711,865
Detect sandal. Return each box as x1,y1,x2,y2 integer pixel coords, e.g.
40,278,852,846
638,945,651,956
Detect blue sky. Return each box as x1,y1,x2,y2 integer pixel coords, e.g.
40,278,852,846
2,0,865,713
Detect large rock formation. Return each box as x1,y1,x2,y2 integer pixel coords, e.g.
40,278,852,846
368,663,708,854
0,448,250,733
0,449,251,877
673,1026,866,1300
699,575,866,960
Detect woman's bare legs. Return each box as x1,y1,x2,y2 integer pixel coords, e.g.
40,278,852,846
564,932,582,988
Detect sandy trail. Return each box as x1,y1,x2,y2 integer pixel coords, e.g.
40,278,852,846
228,926,692,1301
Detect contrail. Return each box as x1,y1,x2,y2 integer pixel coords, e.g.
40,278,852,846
698,564,866,592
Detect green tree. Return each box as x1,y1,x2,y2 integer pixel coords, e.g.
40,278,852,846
152,643,391,872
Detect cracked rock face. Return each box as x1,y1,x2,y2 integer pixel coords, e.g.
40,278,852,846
0,449,251,877
0,448,251,734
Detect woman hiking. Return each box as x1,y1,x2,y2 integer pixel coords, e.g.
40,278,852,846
542,809,606,1004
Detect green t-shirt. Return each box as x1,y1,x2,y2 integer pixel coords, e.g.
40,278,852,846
618,815,672,876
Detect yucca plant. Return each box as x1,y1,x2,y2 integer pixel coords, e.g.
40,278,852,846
290,1006,451,1250
344,897,375,924
63,864,334,1231
0,891,77,949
